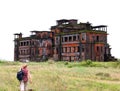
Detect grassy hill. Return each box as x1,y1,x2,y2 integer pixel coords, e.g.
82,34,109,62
0,60,120,91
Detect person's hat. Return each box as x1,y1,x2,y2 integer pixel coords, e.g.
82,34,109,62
22,64,28,68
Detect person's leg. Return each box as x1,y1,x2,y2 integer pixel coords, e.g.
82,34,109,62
24,82,28,91
20,80,24,91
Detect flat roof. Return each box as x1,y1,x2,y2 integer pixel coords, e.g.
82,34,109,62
92,25,107,28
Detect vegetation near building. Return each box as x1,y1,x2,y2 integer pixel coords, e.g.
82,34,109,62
14,19,116,62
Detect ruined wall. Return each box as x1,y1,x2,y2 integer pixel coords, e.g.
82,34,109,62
14,19,115,62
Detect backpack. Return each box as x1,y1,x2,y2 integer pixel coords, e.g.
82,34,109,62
16,69,24,81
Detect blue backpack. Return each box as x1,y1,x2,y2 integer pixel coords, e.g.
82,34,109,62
16,70,24,81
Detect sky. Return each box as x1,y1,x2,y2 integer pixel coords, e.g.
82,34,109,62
0,0,120,61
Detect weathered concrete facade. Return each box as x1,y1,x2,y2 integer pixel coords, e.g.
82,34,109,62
14,19,115,62
14,31,54,61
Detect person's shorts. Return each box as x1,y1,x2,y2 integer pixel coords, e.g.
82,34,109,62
20,80,24,90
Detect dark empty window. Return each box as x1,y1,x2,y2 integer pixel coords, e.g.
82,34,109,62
82,47,84,52
97,46,99,52
62,37,64,42
27,41,29,46
69,36,72,41
81,33,86,41
56,48,58,54
73,36,76,41
75,47,78,52
96,36,99,42
65,37,67,42
21,42,23,46
65,47,67,53
24,42,26,46
78,35,80,40
101,46,103,52
56,37,58,41
78,46,80,52
56,37,59,44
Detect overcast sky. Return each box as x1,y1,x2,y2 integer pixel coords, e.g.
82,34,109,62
0,0,119,61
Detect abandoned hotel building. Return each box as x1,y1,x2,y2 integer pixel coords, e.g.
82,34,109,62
14,19,116,62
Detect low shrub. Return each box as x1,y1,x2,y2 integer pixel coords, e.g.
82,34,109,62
85,60,92,65
68,65,72,68
115,60,120,68
64,61,69,65
96,72,110,77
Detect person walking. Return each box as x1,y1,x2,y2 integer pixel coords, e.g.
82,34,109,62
20,64,32,91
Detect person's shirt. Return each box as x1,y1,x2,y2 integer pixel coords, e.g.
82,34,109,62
22,68,28,82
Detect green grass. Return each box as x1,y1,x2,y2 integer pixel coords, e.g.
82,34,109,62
0,60,120,91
